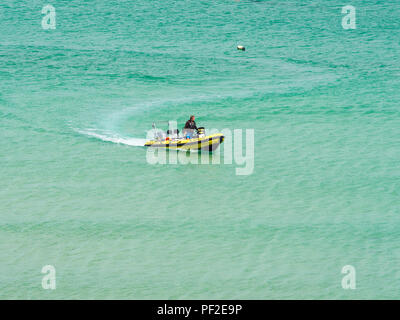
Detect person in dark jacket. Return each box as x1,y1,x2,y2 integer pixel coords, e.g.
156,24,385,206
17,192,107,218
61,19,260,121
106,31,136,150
183,115,198,138
184,115,197,131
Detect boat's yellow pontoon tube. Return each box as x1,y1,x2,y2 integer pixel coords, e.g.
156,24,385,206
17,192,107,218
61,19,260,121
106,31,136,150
144,125,224,152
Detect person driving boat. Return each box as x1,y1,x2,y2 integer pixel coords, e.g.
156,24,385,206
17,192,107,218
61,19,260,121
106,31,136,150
183,115,197,138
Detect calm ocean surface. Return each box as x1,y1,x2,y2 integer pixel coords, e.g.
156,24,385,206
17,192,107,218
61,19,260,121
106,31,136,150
1,0,399,299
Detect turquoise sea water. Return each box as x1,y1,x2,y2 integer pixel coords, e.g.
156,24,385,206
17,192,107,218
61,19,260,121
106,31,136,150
1,0,399,299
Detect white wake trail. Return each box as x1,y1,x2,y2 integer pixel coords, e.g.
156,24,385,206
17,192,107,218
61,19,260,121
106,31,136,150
76,129,146,147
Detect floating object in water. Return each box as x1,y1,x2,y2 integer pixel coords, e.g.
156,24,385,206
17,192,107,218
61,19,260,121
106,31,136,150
145,124,224,152
237,45,245,51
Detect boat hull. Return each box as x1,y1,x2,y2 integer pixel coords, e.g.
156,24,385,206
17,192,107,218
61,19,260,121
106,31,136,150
144,133,224,152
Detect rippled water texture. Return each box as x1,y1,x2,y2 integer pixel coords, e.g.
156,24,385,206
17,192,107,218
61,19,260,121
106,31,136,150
0,0,399,299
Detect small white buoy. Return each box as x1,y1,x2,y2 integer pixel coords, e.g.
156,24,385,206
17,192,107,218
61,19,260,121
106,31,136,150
237,45,245,51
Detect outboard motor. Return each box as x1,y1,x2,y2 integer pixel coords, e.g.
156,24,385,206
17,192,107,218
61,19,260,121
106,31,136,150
197,127,205,138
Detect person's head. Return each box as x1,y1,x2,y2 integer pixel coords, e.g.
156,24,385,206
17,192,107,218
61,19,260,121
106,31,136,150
190,115,195,121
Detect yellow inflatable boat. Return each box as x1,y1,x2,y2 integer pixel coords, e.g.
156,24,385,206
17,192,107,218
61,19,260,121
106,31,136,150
144,126,224,152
